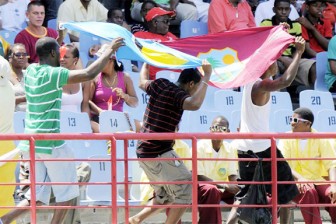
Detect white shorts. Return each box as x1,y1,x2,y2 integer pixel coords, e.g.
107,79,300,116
23,144,79,205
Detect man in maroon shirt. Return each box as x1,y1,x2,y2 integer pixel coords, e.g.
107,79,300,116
14,1,63,64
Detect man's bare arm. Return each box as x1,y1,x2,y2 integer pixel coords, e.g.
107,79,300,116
67,37,125,84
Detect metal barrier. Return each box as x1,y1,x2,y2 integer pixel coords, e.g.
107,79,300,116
0,132,336,223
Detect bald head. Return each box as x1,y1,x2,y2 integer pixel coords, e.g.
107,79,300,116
36,37,59,60
212,116,229,127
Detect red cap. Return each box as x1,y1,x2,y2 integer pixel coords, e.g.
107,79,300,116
145,7,175,22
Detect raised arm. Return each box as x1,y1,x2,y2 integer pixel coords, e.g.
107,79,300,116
182,60,212,111
67,37,125,84
139,63,151,91
254,36,305,92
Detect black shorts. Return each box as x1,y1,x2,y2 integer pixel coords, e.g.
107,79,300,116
236,147,299,204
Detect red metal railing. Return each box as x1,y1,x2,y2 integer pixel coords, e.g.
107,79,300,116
1,132,336,223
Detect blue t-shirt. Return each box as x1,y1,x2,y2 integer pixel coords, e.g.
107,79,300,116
325,36,336,89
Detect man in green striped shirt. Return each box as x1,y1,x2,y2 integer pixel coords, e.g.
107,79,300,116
0,36,125,224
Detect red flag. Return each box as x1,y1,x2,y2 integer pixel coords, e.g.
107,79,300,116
162,26,294,88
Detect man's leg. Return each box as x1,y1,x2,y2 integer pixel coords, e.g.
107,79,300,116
50,199,76,224
198,184,222,224
293,187,321,224
279,207,292,224
0,199,42,224
226,200,240,224
129,198,168,224
315,184,336,223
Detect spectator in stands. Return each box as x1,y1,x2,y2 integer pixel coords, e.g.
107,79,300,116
260,0,316,88
89,44,138,133
278,107,336,224
106,8,139,72
57,0,107,42
255,0,300,26
227,37,305,224
297,0,332,58
128,60,212,224
325,35,336,92
322,0,336,32
0,0,30,32
0,36,125,224
196,115,240,223
107,8,131,31
134,7,178,80
0,56,17,220
208,0,256,34
8,43,29,111
131,0,197,25
60,44,91,115
14,1,63,64
0,36,10,58
41,0,63,28
131,0,157,34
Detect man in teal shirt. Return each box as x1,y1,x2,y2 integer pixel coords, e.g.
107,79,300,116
0,36,125,224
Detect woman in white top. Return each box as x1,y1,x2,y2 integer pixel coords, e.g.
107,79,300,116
9,43,28,112
60,44,90,115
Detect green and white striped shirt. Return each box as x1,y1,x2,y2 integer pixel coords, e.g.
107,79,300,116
19,64,69,154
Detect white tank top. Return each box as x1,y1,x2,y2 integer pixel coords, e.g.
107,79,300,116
61,83,83,113
232,79,271,153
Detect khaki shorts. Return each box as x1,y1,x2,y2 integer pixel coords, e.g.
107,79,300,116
295,58,316,87
139,150,192,204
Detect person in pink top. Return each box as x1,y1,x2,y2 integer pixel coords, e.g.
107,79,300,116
208,0,256,34
14,1,62,64
89,44,139,133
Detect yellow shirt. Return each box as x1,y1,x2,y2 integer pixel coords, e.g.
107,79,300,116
197,139,238,181
278,130,336,183
140,139,191,204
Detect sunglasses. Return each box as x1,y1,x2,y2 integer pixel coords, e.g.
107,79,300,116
289,117,310,123
209,125,227,132
12,53,29,58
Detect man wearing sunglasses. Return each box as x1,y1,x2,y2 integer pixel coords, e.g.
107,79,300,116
227,36,306,224
134,7,179,80
196,116,240,223
278,107,336,224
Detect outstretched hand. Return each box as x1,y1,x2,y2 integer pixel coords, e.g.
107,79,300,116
110,37,125,53
294,36,305,54
201,59,212,76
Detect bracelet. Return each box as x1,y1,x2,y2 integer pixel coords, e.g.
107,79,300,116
202,80,209,86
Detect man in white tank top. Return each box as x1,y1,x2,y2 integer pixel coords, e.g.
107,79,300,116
227,36,306,224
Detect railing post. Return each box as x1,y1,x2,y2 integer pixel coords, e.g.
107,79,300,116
123,139,130,223
271,137,278,224
111,137,118,223
191,136,198,223
29,137,37,224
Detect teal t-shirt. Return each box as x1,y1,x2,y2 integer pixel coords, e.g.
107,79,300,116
18,64,69,154
325,36,336,89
